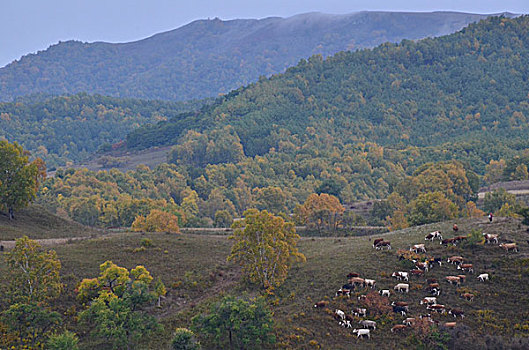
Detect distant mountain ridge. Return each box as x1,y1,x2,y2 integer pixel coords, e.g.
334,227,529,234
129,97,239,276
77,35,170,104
0,11,512,102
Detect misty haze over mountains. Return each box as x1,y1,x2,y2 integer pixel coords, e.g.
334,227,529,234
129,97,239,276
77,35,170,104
0,11,514,102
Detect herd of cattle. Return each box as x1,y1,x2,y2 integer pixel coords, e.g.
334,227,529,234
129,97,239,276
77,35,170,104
313,225,521,339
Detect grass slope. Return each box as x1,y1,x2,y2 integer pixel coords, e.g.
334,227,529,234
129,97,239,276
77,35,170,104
29,216,529,349
0,204,98,241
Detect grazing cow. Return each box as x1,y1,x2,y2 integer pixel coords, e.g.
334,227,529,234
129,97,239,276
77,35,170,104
375,241,392,250
352,329,370,339
411,269,425,277
347,272,360,278
391,324,408,333
461,293,474,302
339,320,352,328
411,244,427,253
458,264,474,274
392,271,409,281
477,273,489,282
334,309,346,321
449,308,465,318
364,279,376,288
420,297,437,305
403,318,416,326
426,231,443,241
413,260,429,271
352,307,367,317
447,256,464,265
483,233,499,244
457,275,466,283
427,304,446,314
379,289,390,297
444,322,457,328
349,277,366,287
392,305,407,316
342,283,355,290
499,243,519,252
441,238,457,246
453,236,468,244
391,301,409,312
394,283,409,293
373,238,384,248
445,276,461,286
314,301,329,308
335,288,351,297
359,320,377,330
357,294,367,301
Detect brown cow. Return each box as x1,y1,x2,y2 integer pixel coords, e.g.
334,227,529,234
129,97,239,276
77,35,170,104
444,322,457,328
461,293,474,302
499,243,519,252
373,238,384,248
458,264,474,274
445,276,461,286
391,324,408,333
314,301,329,308
449,308,465,318
411,269,425,277
349,277,365,287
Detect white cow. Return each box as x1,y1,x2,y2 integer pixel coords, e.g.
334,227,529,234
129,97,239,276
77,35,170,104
352,329,371,339
364,279,376,288
420,297,437,305
477,273,489,282
379,289,390,297
335,309,345,320
394,283,409,293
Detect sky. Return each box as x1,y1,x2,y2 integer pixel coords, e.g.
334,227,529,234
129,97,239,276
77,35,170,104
1,0,528,67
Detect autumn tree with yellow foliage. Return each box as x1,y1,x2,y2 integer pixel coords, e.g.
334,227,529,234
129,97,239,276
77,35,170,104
295,193,345,233
131,209,180,233
228,209,305,292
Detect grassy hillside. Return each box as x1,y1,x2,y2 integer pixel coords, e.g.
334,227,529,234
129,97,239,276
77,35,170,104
23,216,529,348
0,12,496,102
0,204,98,241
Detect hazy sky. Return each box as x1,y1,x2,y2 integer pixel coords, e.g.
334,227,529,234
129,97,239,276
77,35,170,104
1,0,528,67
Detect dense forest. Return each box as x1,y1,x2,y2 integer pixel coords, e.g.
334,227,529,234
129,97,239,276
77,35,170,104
0,12,495,101
29,16,529,230
0,93,208,169
127,15,529,174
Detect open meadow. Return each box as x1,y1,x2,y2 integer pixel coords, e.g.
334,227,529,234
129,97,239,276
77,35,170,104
3,213,527,348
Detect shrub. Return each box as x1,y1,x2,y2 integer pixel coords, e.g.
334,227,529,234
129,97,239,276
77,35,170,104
47,331,79,350
172,328,200,350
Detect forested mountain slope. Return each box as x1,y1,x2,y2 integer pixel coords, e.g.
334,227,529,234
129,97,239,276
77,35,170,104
0,93,207,168
128,15,529,172
0,12,499,101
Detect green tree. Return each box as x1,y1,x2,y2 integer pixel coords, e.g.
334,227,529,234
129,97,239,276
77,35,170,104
214,209,234,228
4,236,62,304
171,328,201,350
192,296,275,349
407,191,458,226
483,188,518,214
77,261,161,349
1,302,62,349
0,140,44,219
47,330,79,350
228,209,305,292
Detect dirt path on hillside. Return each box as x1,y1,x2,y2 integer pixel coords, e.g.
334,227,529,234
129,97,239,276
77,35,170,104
0,236,91,249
